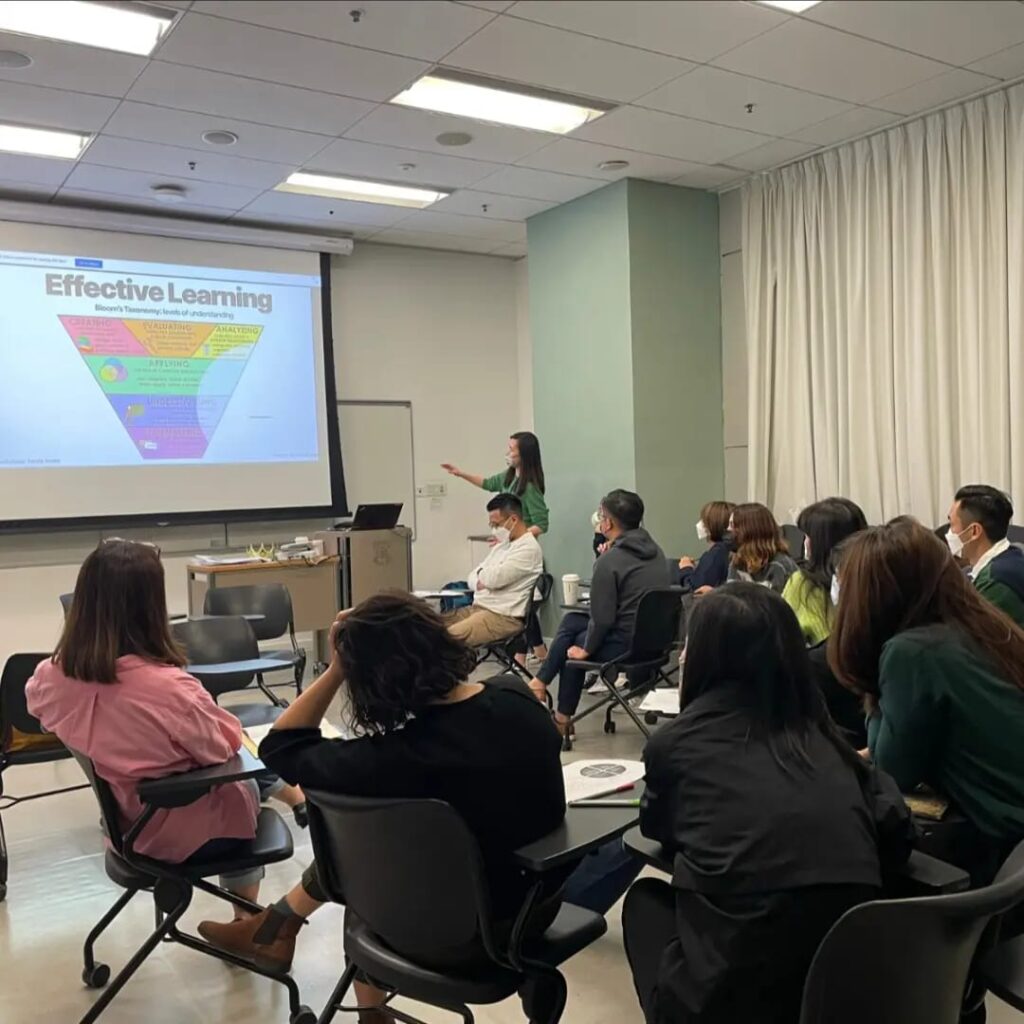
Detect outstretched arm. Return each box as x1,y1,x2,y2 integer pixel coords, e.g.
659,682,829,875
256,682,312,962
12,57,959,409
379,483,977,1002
441,463,485,488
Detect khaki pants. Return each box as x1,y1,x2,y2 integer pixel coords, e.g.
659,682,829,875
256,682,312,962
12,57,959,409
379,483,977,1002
445,605,522,647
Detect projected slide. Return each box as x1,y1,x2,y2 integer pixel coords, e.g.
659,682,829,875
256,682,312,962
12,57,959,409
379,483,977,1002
1,250,323,470
60,317,263,460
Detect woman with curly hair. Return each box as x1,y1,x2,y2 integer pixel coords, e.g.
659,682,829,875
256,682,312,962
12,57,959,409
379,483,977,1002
197,591,567,1016
726,502,798,594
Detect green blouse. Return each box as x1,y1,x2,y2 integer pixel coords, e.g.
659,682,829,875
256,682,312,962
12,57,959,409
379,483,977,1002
482,470,549,533
782,569,833,646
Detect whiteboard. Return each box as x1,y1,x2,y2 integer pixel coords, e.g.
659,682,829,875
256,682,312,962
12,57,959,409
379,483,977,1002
337,400,416,538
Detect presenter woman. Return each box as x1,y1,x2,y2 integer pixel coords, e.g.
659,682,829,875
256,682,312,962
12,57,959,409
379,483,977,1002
443,431,550,661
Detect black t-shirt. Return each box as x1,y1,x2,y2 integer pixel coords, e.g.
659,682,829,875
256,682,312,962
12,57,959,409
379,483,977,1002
260,674,566,918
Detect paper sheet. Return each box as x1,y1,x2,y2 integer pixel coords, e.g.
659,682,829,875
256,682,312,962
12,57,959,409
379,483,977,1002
244,719,343,754
639,689,681,716
563,759,645,804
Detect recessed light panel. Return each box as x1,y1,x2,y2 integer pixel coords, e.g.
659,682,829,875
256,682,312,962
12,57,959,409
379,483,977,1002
0,121,90,159
275,172,449,209
755,0,822,12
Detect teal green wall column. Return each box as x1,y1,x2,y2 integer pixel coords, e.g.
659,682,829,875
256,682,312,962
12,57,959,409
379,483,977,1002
528,178,723,605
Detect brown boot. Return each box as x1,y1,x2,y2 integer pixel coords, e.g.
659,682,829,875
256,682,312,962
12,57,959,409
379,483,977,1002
198,907,304,973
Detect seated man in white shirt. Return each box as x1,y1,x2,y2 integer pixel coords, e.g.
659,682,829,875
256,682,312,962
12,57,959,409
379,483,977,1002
446,493,544,648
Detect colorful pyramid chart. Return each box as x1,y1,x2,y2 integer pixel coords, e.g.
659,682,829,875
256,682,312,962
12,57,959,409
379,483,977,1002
59,316,262,460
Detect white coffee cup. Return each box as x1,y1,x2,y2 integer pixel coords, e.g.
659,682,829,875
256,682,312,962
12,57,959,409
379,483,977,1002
562,573,581,605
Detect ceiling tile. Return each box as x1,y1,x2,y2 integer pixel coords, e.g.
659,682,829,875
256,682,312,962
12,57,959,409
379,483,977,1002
55,190,232,221
192,1,494,61
0,31,146,97
312,138,499,188
789,105,899,145
128,63,375,135
470,165,604,201
344,104,551,163
432,189,553,219
805,1,1024,67
508,0,786,62
970,40,1024,79
714,18,948,104
0,183,59,200
102,102,329,165
489,241,527,257
639,65,851,137
573,105,773,164
61,164,262,211
0,153,71,190
235,191,411,227
516,138,706,181
393,209,526,241
871,68,999,116
81,137,295,190
229,214,378,241
155,12,427,100
441,16,694,102
728,137,818,172
0,81,119,133
670,164,748,190
371,228,501,253
456,1,514,11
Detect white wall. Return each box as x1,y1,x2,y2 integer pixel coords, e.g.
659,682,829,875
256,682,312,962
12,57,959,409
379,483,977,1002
719,188,748,503
0,241,525,660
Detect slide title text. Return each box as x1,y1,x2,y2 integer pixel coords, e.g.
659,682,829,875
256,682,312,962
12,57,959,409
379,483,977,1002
45,273,273,313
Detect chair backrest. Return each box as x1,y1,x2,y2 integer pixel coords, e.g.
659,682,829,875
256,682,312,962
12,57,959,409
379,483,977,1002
1,653,56,749
782,523,807,559
69,748,129,857
628,588,684,660
305,790,496,963
534,571,554,608
203,584,294,642
799,840,1024,1024
172,616,258,699
59,592,73,616
1007,524,1024,545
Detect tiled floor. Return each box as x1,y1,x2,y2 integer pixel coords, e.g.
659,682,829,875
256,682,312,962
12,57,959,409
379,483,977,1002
2,680,1021,1024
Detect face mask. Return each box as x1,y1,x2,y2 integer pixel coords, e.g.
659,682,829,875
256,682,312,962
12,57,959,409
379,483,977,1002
946,527,968,559
803,537,811,562
491,525,511,544
505,452,516,467
696,521,709,542
830,575,840,607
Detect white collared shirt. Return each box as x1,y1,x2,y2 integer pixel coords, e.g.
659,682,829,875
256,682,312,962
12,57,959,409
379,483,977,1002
467,531,544,618
971,537,1011,580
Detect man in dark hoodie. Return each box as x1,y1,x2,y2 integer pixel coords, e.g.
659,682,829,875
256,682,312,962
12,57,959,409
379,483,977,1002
948,484,1024,628
530,489,671,735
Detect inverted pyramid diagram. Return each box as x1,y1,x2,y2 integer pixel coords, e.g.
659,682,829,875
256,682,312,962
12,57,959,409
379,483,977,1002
60,316,262,460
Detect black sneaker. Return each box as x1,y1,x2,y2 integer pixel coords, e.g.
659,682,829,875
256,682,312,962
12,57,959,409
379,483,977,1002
293,802,308,829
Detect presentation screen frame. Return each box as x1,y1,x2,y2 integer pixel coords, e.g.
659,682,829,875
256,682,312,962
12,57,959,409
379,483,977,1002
0,251,348,532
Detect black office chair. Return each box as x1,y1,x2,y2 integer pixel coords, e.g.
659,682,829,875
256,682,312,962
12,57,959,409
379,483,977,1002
305,791,606,1024
172,616,286,727
0,652,88,903
798,840,1024,1023
69,750,311,1024
203,584,307,691
782,523,807,560
1007,524,1024,545
478,573,554,682
564,587,684,751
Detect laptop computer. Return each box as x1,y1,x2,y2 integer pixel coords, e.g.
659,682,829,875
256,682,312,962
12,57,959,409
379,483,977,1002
345,502,403,530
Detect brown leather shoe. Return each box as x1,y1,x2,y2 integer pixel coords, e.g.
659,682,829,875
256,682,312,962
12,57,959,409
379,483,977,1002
198,907,304,973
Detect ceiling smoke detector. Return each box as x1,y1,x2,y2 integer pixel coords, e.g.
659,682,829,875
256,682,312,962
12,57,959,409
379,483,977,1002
436,131,473,147
598,159,629,171
0,50,32,69
202,129,239,146
151,184,188,204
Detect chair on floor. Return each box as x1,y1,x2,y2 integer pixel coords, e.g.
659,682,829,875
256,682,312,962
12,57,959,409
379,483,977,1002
564,587,683,751
172,616,286,728
306,791,606,1024
798,840,1024,1024
69,749,312,1024
203,583,307,691
0,652,88,903
477,573,554,682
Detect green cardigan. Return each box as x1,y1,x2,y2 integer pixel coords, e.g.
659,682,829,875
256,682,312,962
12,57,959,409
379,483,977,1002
482,470,549,533
974,547,1024,629
781,570,833,645
868,623,1024,842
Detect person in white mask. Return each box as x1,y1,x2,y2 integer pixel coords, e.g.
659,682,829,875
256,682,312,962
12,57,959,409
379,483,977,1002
444,493,544,648
677,500,735,595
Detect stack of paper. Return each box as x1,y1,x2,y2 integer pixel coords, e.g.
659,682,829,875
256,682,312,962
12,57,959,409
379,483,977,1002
639,689,681,716
563,759,645,804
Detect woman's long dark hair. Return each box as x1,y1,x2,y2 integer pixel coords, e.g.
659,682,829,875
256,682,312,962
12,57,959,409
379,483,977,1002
828,517,1024,695
683,583,863,773
337,591,478,734
503,431,545,495
54,539,185,683
794,497,868,601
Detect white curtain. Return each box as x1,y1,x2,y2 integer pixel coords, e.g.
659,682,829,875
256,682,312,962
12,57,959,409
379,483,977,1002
743,83,1024,527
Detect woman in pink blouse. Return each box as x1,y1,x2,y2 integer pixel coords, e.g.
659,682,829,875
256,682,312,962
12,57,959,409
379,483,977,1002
27,539,263,900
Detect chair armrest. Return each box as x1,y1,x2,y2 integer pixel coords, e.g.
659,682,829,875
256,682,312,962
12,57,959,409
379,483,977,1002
623,826,672,873
882,849,970,897
137,747,265,809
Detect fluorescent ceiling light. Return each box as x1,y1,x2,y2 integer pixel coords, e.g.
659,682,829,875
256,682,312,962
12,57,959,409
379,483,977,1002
391,71,612,134
755,0,822,11
0,121,90,159
275,172,450,209
0,1,177,56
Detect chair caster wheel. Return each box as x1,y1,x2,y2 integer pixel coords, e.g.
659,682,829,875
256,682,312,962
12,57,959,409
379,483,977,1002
83,963,111,989
644,712,658,726
290,1006,317,1024
604,720,616,734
